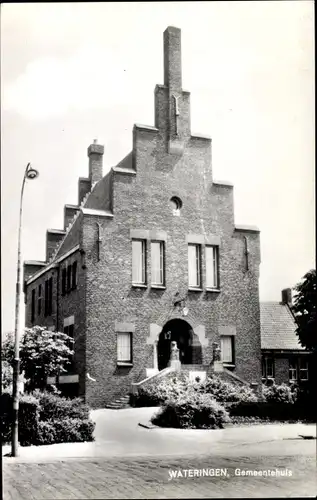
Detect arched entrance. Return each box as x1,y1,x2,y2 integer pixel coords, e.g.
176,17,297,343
157,319,202,371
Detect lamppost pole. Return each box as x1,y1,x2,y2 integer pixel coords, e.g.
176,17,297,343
12,163,39,457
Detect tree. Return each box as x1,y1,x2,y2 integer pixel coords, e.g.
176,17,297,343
2,326,74,391
292,269,317,352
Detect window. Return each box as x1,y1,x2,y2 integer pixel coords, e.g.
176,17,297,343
64,316,75,372
188,244,201,288
289,360,297,381
117,332,132,364
151,241,164,286
72,261,77,289
206,246,219,289
170,196,182,216
62,268,67,295
299,358,309,381
220,336,234,364
67,265,72,292
31,289,35,322
132,240,146,285
37,284,42,315
44,277,53,316
262,357,275,379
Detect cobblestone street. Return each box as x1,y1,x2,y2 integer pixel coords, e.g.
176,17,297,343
3,449,316,499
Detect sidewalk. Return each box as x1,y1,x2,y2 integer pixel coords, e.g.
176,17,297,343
2,407,316,462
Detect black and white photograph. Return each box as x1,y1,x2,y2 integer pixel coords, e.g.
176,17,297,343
1,1,315,499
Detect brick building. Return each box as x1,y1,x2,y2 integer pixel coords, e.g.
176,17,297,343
261,288,312,386
24,26,262,408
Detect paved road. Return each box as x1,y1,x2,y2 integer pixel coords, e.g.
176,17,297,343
3,441,316,499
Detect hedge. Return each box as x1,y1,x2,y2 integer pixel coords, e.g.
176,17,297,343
1,391,95,446
229,401,315,422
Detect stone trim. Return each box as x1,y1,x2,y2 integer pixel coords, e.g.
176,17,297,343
149,230,167,241
213,180,234,187
235,224,260,233
191,133,212,141
115,322,135,333
134,123,159,133
219,326,236,336
186,233,220,246
81,208,114,217
130,229,149,239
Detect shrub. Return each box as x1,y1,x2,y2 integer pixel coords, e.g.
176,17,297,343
32,390,90,421
200,376,258,403
1,361,13,392
152,391,230,429
262,383,297,404
132,373,189,407
36,418,95,445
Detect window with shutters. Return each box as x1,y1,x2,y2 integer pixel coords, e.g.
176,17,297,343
132,239,146,285
151,241,165,286
206,246,219,289
31,289,35,322
220,336,234,364
117,332,132,364
188,244,201,289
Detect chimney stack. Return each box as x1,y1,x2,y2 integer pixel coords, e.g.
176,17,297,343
88,140,104,185
281,288,292,306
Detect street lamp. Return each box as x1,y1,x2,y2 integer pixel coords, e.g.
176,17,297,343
12,163,39,457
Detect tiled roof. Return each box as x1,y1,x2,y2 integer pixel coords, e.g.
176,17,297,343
260,302,304,350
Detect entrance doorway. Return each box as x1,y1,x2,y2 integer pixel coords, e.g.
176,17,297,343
157,319,202,371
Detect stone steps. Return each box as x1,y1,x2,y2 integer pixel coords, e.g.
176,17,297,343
105,395,130,410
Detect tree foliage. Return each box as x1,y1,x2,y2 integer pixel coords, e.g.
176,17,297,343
2,326,74,391
292,269,317,352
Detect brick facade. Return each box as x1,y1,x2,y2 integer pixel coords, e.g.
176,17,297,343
24,26,262,408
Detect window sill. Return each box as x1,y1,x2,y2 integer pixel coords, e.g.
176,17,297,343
188,287,203,292
132,283,147,289
206,288,221,293
223,363,235,368
117,362,133,367
151,285,166,290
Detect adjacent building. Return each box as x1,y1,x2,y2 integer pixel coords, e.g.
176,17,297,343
24,26,262,408
261,288,311,386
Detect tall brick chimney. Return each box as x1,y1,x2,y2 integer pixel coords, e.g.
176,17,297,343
154,26,191,155
164,26,182,90
88,139,104,186
281,288,292,306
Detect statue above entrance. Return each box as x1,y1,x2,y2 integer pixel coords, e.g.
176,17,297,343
168,341,181,371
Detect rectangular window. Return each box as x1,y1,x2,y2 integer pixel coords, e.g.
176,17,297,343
67,265,72,292
44,280,48,316
44,277,53,316
62,268,67,295
31,289,35,322
37,284,42,315
72,261,78,289
220,336,234,364
188,244,201,288
64,317,75,372
262,357,275,379
151,241,164,286
289,360,298,381
132,240,146,285
117,332,132,363
206,246,219,289
299,358,309,381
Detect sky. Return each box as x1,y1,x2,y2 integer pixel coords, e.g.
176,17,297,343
1,1,315,333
